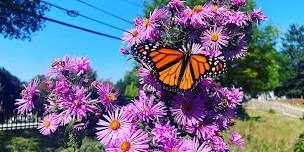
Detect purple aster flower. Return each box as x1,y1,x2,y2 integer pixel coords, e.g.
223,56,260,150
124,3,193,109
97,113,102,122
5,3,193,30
229,131,244,148
191,138,212,152
139,8,168,41
168,0,185,11
96,108,131,146
170,92,207,126
231,0,246,7
133,17,143,26
138,65,160,92
63,86,97,120
119,47,129,55
106,129,150,152
219,87,243,108
151,121,178,144
251,8,267,22
56,110,72,126
211,136,229,151
38,114,59,135
226,11,248,26
158,139,192,152
187,123,219,140
201,27,229,52
191,5,213,26
71,56,91,75
190,43,205,54
131,90,166,122
52,77,70,95
122,28,142,46
15,78,40,114
223,35,248,60
93,81,119,111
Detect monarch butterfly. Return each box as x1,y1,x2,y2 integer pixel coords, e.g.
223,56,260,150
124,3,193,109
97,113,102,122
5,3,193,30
131,42,226,93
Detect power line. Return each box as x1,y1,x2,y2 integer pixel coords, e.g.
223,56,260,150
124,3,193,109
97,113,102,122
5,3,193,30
75,0,133,25
40,0,129,33
0,2,121,41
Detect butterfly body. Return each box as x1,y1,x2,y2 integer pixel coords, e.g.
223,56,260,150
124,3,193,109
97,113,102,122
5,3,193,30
131,42,226,93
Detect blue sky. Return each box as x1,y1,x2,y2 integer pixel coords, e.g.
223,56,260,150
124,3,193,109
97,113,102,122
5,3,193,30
0,0,303,82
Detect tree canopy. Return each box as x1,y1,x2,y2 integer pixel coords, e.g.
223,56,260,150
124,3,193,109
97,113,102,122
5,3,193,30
0,0,48,40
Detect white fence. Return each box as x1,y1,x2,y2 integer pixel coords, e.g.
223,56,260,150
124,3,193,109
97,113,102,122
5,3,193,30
244,99,304,118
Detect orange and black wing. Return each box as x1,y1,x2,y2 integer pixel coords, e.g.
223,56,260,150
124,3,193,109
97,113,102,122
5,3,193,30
179,54,226,91
131,42,185,91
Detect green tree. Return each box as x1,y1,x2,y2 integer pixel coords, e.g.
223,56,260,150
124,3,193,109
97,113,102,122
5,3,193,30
224,26,281,96
278,24,304,98
0,68,22,121
115,68,139,100
0,0,48,40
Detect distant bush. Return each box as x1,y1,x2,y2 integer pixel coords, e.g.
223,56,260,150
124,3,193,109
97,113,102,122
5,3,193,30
268,108,276,114
6,137,40,152
59,138,104,152
295,133,304,152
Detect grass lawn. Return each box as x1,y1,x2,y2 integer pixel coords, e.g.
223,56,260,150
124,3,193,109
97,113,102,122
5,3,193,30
224,109,304,152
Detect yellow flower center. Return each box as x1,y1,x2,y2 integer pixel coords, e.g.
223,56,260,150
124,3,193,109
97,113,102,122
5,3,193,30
210,5,219,12
194,5,203,13
43,120,51,127
170,148,178,152
131,30,138,37
182,102,193,113
143,18,150,27
121,141,131,152
109,119,121,130
210,32,220,42
107,93,117,102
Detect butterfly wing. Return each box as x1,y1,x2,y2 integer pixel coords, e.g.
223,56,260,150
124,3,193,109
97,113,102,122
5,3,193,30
178,54,226,91
131,42,185,91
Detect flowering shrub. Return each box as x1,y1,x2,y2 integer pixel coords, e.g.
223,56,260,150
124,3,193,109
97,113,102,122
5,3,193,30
15,0,266,151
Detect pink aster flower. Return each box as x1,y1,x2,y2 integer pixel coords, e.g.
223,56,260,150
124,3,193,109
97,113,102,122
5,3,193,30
139,8,168,40
123,28,142,46
93,81,119,111
186,123,219,140
211,136,229,151
158,139,192,152
251,8,267,22
119,47,129,55
38,114,59,135
63,86,97,120
201,27,229,51
56,110,72,126
226,11,248,26
170,92,206,126
96,108,131,146
71,56,91,75
188,138,212,152
15,78,40,114
131,90,166,122
190,5,213,26
52,77,70,95
229,131,244,148
138,65,160,92
106,129,150,152
231,0,246,7
151,122,178,144
219,87,243,108
168,0,185,11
